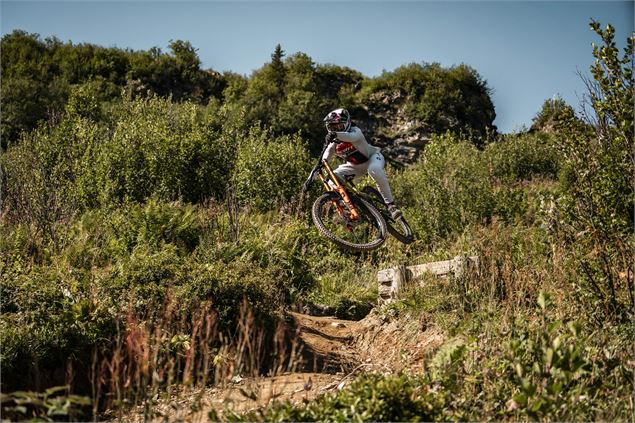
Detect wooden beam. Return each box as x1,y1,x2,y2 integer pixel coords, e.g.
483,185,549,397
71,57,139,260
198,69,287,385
378,256,479,302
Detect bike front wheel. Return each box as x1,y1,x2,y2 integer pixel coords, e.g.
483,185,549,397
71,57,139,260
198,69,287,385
311,191,387,252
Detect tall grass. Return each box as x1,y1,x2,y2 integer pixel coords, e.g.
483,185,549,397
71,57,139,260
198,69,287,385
93,296,304,421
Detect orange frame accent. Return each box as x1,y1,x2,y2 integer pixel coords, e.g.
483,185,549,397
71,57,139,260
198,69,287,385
318,160,360,221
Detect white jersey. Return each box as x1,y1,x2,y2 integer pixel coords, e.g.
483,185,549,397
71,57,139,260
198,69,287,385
322,126,381,164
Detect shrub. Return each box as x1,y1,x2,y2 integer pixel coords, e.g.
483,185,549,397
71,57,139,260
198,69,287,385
0,262,116,391
0,386,92,422
0,87,106,244
238,372,444,422
98,244,186,316
484,132,560,183
233,126,311,212
96,96,233,206
552,21,634,320
237,215,317,300
57,200,204,272
176,259,284,332
106,200,202,256
530,96,577,133
392,133,495,245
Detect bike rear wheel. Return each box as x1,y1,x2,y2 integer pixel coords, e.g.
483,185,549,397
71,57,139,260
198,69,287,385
311,191,387,252
361,186,414,244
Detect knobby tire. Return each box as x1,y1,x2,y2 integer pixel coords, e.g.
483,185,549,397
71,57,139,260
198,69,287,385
361,186,414,244
311,191,387,252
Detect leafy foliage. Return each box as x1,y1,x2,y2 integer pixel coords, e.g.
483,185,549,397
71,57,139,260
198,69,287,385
235,373,444,422
359,62,496,145
0,386,92,422
551,21,634,319
234,127,311,211
485,132,560,183
0,30,226,146
530,96,578,133
95,95,231,205
126,40,225,103
0,31,69,146
588,20,634,140
2,32,497,153
392,131,559,244
393,134,495,244
1,19,632,422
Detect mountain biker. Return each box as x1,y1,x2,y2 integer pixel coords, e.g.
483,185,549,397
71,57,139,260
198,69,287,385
320,108,402,220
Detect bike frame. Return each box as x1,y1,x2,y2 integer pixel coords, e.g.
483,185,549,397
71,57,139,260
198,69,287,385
316,159,361,221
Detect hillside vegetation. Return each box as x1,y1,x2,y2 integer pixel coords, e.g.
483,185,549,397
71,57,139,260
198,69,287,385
0,21,633,421
1,31,495,160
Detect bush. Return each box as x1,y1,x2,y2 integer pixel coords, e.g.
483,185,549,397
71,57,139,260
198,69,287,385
176,259,285,331
0,201,309,395
0,386,92,422
551,22,634,320
484,133,560,183
233,126,311,212
530,96,577,133
104,199,203,256
96,96,232,206
0,85,107,244
54,200,204,272
238,372,444,422
392,133,495,245
0,261,116,391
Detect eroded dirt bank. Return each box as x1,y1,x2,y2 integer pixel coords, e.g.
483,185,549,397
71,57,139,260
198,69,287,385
108,308,446,422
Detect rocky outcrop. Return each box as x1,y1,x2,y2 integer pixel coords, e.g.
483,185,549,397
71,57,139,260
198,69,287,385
351,91,433,166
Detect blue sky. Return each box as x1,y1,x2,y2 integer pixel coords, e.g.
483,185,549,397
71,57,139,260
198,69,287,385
2,1,633,133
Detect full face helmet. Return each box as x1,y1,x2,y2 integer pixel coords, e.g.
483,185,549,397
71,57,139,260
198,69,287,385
323,108,351,132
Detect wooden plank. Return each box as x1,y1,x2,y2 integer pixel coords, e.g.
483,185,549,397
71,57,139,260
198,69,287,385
377,256,479,303
408,259,454,278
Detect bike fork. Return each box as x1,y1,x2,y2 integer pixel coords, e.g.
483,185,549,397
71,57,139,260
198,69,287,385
318,162,360,221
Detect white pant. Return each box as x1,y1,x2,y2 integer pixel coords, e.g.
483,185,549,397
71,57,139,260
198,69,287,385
332,153,394,204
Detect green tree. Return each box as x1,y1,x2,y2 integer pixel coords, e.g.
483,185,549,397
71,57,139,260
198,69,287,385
0,31,68,146
359,62,496,147
275,53,323,137
239,45,288,127
530,96,578,133
588,20,634,142
126,39,223,103
554,21,634,319
270,44,286,90
230,49,357,153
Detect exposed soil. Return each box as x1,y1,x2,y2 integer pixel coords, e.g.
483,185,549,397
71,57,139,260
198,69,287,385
108,308,446,422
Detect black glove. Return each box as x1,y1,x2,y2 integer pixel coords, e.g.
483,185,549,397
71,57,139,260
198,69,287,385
325,132,338,144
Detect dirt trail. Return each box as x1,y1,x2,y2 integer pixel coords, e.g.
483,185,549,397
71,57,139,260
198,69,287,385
111,309,445,422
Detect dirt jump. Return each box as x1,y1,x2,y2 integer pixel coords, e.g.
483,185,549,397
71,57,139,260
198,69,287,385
110,308,446,422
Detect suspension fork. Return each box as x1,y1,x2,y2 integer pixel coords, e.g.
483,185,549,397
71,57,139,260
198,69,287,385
318,160,361,221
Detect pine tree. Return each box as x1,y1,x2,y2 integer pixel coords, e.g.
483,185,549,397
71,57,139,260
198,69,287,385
271,44,286,90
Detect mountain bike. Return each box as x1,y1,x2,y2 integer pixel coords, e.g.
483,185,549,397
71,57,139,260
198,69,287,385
302,142,414,252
